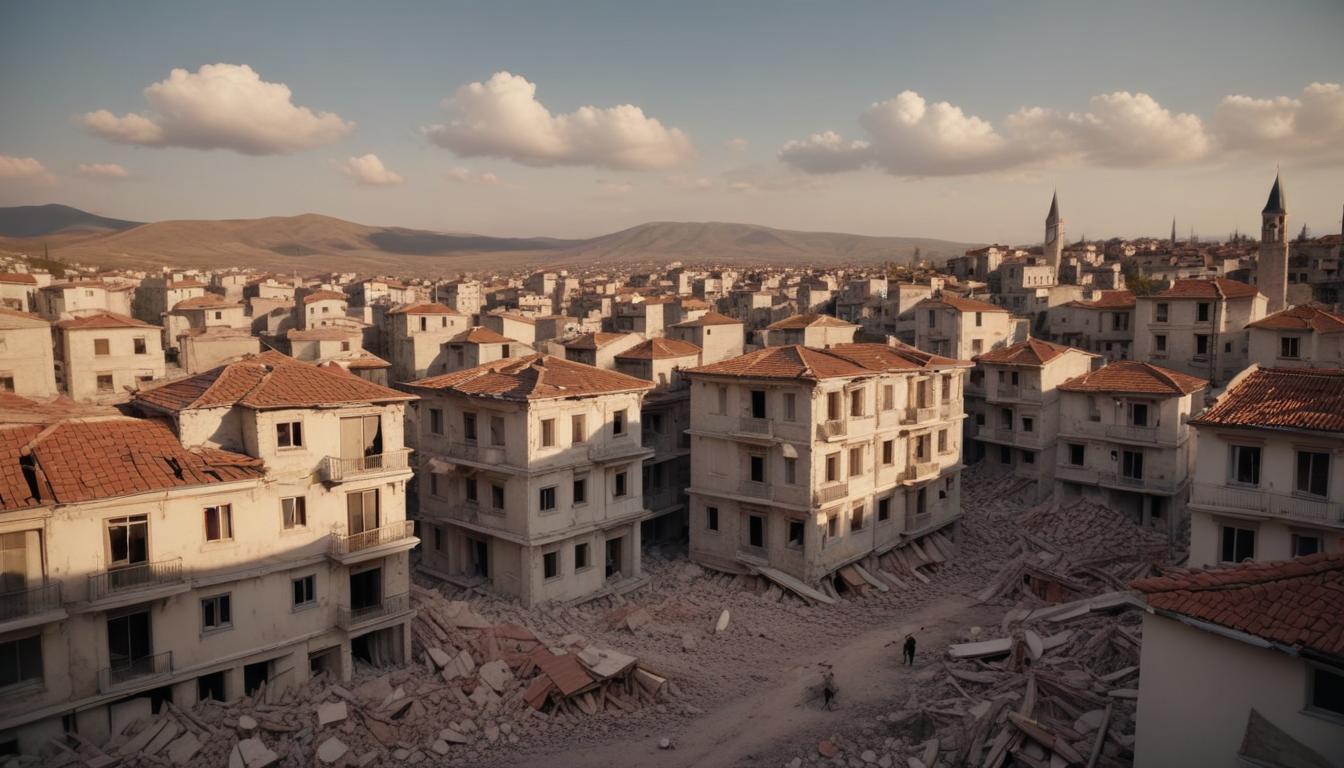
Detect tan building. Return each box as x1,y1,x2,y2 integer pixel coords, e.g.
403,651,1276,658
0,273,39,312
667,312,745,365
1054,361,1207,536
0,308,58,397
39,282,134,321
410,355,655,606
761,314,859,348
1133,554,1344,768
163,293,248,355
1047,290,1136,361
442,326,533,373
683,343,970,589
382,302,471,382
1245,303,1344,369
971,339,1098,502
436,279,483,318
296,289,353,330
55,312,166,403
133,277,207,325
1132,278,1267,386
176,327,261,374
913,295,1012,360
1187,366,1344,568
562,332,644,370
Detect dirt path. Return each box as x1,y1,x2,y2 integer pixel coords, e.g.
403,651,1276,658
507,595,999,768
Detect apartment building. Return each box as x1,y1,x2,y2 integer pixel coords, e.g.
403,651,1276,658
55,312,166,403
436,279,483,318
667,311,745,365
971,339,1098,502
913,295,1012,360
381,302,470,382
481,312,538,347
760,314,858,348
132,277,207,325
0,273,39,312
296,290,352,330
0,353,418,752
1245,303,1344,369
162,294,248,356
177,327,261,374
441,327,532,374
682,343,970,589
38,282,134,321
1054,361,1207,535
410,355,655,606
1132,278,1267,386
875,282,935,344
0,308,58,397
1186,366,1344,567
1047,290,1136,361
561,332,643,370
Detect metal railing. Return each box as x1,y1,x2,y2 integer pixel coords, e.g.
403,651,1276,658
814,481,849,505
338,592,410,630
88,559,183,602
906,405,938,423
1190,483,1344,524
738,415,772,435
330,521,416,555
98,651,172,693
320,449,411,482
0,582,62,623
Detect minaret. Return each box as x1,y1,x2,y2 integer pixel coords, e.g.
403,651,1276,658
1043,191,1063,269
1259,172,1289,312
1171,218,1177,247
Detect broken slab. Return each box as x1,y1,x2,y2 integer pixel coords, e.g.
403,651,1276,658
576,646,637,679
316,701,348,728
166,733,202,766
478,659,515,693
229,738,278,768
316,737,348,765
751,565,836,604
426,647,452,670
713,609,731,634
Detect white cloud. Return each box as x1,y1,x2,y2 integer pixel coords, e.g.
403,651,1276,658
445,166,503,186
77,163,129,180
80,63,353,155
1214,82,1344,158
424,72,694,171
777,131,872,174
341,154,403,186
0,155,55,183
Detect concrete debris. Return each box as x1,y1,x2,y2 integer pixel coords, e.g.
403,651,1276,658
316,701,347,728
315,737,347,764
713,609,731,634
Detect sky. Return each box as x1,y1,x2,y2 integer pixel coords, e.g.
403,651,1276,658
1,0,1342,244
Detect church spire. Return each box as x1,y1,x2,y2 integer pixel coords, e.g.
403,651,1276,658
1046,190,1060,224
1263,171,1286,215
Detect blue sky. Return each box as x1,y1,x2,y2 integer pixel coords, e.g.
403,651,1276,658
1,0,1341,242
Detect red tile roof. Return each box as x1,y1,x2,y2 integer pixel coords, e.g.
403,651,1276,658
447,326,515,344
1245,303,1344,334
0,273,38,285
171,293,239,311
828,342,970,371
1190,367,1344,435
973,338,1082,367
766,313,858,330
408,354,653,401
486,311,536,325
562,332,632,350
387,302,459,315
55,312,157,330
0,307,50,330
1154,277,1261,300
671,311,743,328
135,351,413,412
1133,552,1344,659
1067,290,1136,310
301,290,348,304
0,424,43,510
687,342,964,382
166,279,206,289
1059,360,1207,396
917,295,1008,314
615,338,702,361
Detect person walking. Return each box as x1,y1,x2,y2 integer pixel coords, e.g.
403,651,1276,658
903,632,917,666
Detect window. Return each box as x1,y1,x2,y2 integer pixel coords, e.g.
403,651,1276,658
107,515,148,566
826,392,841,421
571,414,586,444
1281,336,1301,359
1131,403,1149,427
1122,450,1144,480
463,412,478,441
1021,450,1035,465
574,543,590,570
429,408,443,435
1196,302,1210,322
614,471,628,497
1195,334,1209,356
926,310,936,327
882,385,894,411
826,454,839,482
434,528,442,550
613,410,626,435
276,420,303,448
938,429,948,453
94,338,110,356
851,504,865,532
201,594,232,632
748,515,764,548
539,486,557,511
1231,445,1261,486
750,390,766,419
491,483,505,509
281,497,306,529
1292,533,1322,558
882,440,894,465
96,374,114,393
974,311,983,327
971,339,983,354
1001,408,1013,428
749,454,765,483
1308,666,1344,718
705,506,719,531
999,445,1012,464
133,337,147,355
1069,443,1085,466
878,497,890,522
490,415,505,445
0,376,12,393
0,634,43,688
465,477,478,503
1220,525,1256,563
543,551,559,580
1154,334,1167,353
292,575,316,609
849,389,864,417
787,520,804,548
784,457,796,484
716,385,727,415
541,418,555,447
1154,303,1168,322
848,446,863,477
784,393,797,421
1296,451,1330,497
827,515,838,538
572,475,587,505
1021,417,1034,433
204,504,232,542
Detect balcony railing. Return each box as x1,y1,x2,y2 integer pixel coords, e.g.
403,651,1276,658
1055,464,1099,485
905,461,940,482
88,559,184,602
814,481,849,505
995,384,1020,399
588,438,646,462
98,651,172,693
737,416,772,436
816,420,846,440
906,405,938,424
446,441,507,466
1191,483,1344,525
330,521,416,555
320,449,411,482
0,582,62,623
338,592,411,630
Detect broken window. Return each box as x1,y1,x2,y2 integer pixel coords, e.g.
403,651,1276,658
1292,533,1322,558
429,408,443,435
465,477,478,503
787,520,804,548
1069,444,1085,466
1130,403,1149,427
281,496,306,529
750,390,766,419
613,410,626,436
276,420,303,448
0,634,43,688
614,471,628,498
463,412,477,441
878,497,890,522
1220,525,1255,563
107,515,148,567
851,504,864,532
201,594,232,632
96,374,114,393
491,484,505,509
133,337,147,355
1021,450,1035,465
204,504,233,542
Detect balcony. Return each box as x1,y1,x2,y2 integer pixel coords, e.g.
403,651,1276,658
1095,471,1184,494
338,592,412,631
587,438,651,463
737,415,772,436
1190,483,1344,526
994,384,1020,400
329,521,418,564
903,461,941,483
939,402,957,419
816,419,846,441
320,449,412,483
98,651,173,693
87,559,186,606
906,405,938,424
814,481,849,505
0,582,65,633
446,441,508,467
1055,464,1099,485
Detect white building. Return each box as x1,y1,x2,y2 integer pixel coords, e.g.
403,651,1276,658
1245,303,1344,369
1047,290,1136,361
1132,278,1267,386
913,295,1013,360
0,308,58,397
54,312,166,403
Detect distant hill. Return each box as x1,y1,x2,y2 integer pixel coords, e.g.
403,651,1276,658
0,206,978,274
0,204,143,238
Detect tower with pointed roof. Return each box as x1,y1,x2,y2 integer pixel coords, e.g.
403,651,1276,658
1259,172,1289,313
1043,191,1064,270
1171,218,1177,247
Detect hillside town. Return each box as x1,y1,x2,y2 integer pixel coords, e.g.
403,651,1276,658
0,176,1340,768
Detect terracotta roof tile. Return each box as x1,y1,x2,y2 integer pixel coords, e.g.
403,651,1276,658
685,342,967,381
166,279,205,289
916,295,1008,314
766,313,858,330
1155,278,1261,300
562,332,633,350
409,354,653,401
0,273,38,285
0,307,50,330
1133,552,1344,658
1066,290,1136,310
615,338,702,361
387,302,459,315
55,312,158,330
447,327,515,344
973,338,1084,367
1059,360,1207,396
1189,367,1344,434
0,424,43,510
171,293,240,311
1245,303,1344,334
671,311,742,328
301,290,348,304
827,342,970,370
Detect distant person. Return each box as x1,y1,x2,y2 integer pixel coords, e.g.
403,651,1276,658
903,633,917,666
820,665,837,710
